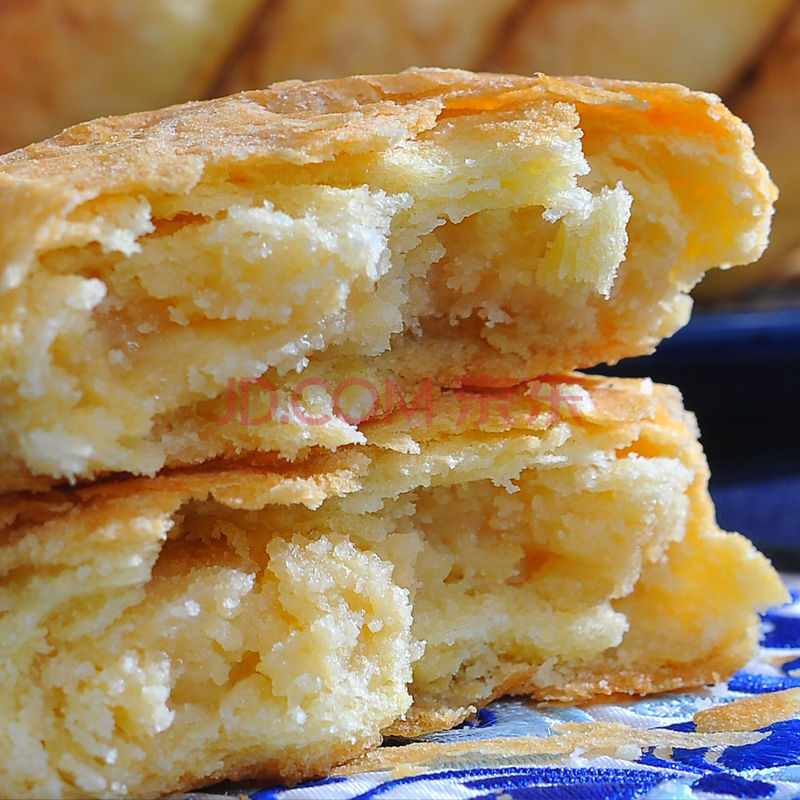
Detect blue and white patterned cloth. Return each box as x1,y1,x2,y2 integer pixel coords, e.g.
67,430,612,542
193,585,800,800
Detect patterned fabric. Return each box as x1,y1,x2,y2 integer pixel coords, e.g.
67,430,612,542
190,585,800,800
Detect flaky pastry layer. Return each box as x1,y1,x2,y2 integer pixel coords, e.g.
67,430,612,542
0,69,776,489
0,374,785,798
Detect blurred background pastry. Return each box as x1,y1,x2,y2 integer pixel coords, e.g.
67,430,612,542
699,0,800,297
0,0,260,153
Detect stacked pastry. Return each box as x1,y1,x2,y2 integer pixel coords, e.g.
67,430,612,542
0,70,787,799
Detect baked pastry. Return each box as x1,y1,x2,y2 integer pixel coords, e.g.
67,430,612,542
0,0,260,153
0,374,785,798
490,0,789,94
219,0,789,96
698,0,800,297
219,0,520,91
0,70,776,491
4,0,788,154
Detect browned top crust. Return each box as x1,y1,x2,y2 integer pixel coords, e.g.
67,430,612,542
0,69,757,180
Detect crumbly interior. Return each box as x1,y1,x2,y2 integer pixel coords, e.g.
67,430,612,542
0,496,416,799
0,377,785,798
0,75,773,488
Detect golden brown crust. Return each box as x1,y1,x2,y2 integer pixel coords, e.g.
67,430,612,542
0,70,758,175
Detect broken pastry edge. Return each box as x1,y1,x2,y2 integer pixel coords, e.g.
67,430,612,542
0,70,777,489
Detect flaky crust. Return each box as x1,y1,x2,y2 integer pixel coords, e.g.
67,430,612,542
0,70,777,490
0,374,786,797
0,373,672,526
0,69,768,184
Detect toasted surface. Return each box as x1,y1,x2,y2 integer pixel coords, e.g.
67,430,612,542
0,374,785,798
0,70,776,489
0,0,260,154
